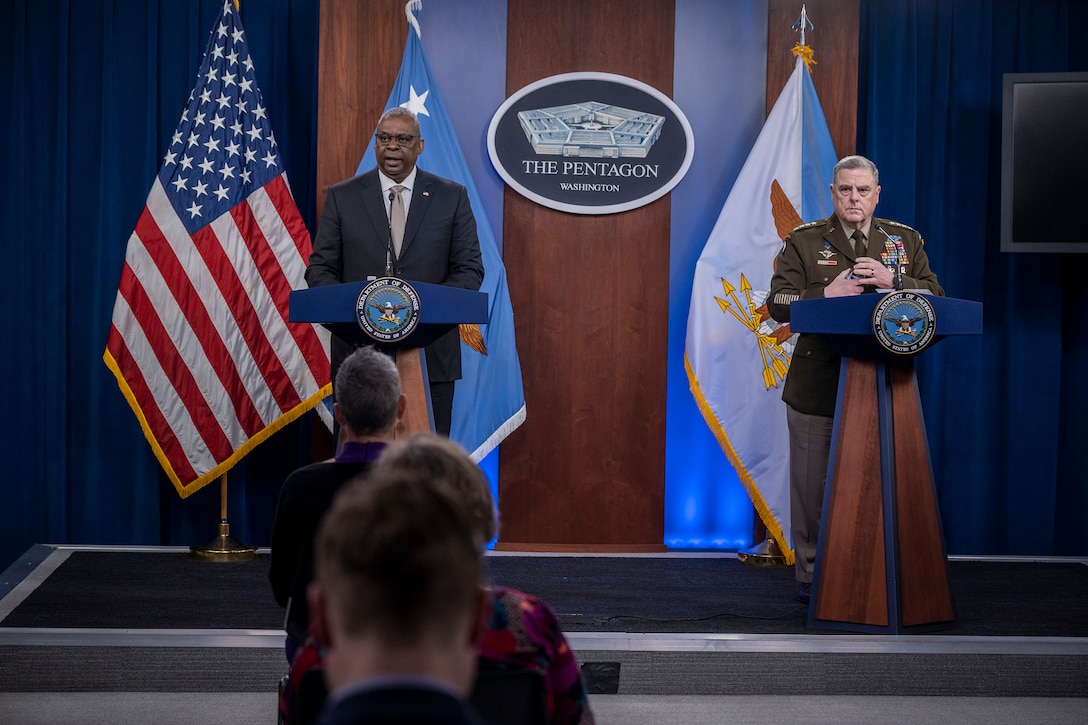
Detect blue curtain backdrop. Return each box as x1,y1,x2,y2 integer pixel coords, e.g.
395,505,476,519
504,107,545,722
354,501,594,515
3,0,1087,573
857,0,1088,556
0,0,321,569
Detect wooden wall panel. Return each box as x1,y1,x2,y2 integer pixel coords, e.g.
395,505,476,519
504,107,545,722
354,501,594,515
313,0,408,459
317,0,407,214
316,1,858,551
767,0,859,158
749,1,858,545
496,0,675,550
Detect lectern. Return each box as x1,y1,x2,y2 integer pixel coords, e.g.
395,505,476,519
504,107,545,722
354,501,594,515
289,278,487,436
790,292,982,633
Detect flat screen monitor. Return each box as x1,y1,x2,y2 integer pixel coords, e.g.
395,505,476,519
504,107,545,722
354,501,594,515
1001,72,1088,253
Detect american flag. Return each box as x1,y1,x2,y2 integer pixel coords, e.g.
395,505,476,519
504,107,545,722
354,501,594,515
104,0,330,498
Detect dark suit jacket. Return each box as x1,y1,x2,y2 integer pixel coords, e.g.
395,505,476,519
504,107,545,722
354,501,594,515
316,685,485,725
767,215,944,416
268,460,374,644
306,168,485,384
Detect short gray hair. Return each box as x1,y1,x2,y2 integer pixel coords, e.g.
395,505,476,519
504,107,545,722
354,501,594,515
334,347,401,436
377,106,421,136
833,155,879,186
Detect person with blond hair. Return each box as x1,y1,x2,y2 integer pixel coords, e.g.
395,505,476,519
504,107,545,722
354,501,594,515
288,436,596,725
309,457,489,724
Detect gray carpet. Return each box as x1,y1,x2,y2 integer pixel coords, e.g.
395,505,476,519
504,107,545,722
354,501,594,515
1,693,1086,725
4,550,1088,637
2,548,1087,703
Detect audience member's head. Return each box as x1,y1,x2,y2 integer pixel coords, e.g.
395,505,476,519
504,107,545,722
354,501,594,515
333,346,404,439
377,435,497,546
308,444,487,694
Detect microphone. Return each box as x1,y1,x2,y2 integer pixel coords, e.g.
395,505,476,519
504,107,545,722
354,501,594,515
385,189,396,277
875,223,903,290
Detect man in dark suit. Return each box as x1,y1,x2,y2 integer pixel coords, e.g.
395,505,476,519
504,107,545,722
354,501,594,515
767,155,943,604
308,448,489,725
306,107,484,436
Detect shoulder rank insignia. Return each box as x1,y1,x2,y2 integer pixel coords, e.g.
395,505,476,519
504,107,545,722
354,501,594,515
792,219,825,233
877,218,921,236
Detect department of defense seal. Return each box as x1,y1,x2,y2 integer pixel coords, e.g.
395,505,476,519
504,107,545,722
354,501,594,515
356,277,421,343
872,291,936,355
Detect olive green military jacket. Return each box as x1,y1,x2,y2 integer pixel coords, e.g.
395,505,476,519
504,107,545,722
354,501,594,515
766,215,944,416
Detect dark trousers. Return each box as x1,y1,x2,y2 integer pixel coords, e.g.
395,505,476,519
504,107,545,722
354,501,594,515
786,404,834,584
429,381,454,437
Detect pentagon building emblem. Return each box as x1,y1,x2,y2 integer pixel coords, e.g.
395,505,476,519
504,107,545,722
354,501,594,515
356,277,421,343
517,102,665,158
488,72,694,215
873,291,937,355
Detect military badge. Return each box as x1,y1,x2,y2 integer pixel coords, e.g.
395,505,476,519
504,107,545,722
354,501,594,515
817,241,839,266
880,235,908,266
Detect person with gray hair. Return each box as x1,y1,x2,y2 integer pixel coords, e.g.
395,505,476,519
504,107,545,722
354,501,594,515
767,155,944,604
306,106,484,436
269,346,405,660
331,343,403,438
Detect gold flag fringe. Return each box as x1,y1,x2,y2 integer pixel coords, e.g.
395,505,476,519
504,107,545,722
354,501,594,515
792,42,816,71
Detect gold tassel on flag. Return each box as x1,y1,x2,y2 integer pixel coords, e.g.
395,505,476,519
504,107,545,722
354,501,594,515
459,323,488,355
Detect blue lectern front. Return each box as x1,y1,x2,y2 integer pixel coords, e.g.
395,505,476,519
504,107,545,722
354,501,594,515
289,278,487,436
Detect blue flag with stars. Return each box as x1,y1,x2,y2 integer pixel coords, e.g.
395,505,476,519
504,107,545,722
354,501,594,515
357,4,525,461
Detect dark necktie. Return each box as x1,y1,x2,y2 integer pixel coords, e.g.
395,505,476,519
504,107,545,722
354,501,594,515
851,229,866,258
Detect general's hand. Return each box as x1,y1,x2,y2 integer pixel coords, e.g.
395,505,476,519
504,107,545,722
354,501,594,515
824,268,869,297
851,256,895,289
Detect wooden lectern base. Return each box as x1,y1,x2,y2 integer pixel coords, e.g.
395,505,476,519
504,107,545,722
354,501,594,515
810,357,954,633
394,348,434,438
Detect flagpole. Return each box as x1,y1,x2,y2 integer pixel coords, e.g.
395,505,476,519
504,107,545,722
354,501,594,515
738,4,818,569
190,473,258,561
351,0,524,463
737,529,788,566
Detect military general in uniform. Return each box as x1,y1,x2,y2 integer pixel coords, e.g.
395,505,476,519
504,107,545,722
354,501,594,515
767,155,944,604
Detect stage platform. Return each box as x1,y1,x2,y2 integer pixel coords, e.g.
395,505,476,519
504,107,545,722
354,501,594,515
1,546,1086,700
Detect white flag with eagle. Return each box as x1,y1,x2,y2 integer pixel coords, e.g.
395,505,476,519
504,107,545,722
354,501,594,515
684,51,838,563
